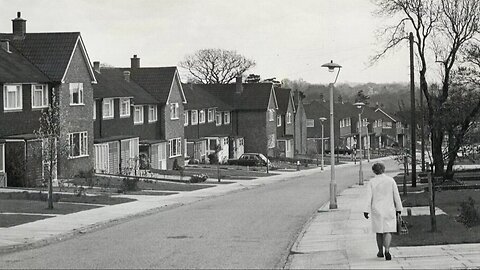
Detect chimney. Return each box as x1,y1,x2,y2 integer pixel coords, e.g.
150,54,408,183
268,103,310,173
123,71,131,82
235,75,243,94
12,12,26,39
0,39,10,53
131,54,140,69
93,61,100,73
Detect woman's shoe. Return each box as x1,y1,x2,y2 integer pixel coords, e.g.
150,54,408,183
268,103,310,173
377,251,384,258
385,252,392,260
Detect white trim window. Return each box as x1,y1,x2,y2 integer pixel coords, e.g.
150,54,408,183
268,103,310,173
148,105,158,123
216,112,222,126
3,84,22,111
184,111,189,126
208,108,215,122
199,109,206,124
191,110,198,125
69,131,88,158
169,138,182,157
277,115,282,127
134,105,144,124
0,143,4,173
31,84,49,109
268,109,275,122
69,83,84,105
102,98,114,119
306,119,314,127
120,98,130,118
224,111,230,124
93,101,96,120
287,112,292,124
170,103,179,119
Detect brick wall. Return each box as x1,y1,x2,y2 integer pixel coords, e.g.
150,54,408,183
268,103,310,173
237,110,267,155
163,76,184,169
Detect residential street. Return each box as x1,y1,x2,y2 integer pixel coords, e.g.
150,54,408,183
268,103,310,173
0,159,392,269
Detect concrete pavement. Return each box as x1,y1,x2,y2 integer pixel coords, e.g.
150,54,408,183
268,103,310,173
287,170,480,269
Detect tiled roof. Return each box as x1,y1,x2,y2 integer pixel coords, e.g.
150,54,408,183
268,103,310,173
182,84,232,111
120,67,177,104
0,47,49,83
304,100,330,119
275,87,292,114
0,32,81,81
198,83,275,110
98,68,158,105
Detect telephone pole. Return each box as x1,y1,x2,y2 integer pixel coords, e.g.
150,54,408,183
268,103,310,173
409,32,417,187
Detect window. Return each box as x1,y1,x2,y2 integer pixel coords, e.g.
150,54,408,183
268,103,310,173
208,108,215,122
69,131,88,158
103,98,114,119
287,112,292,124
306,119,314,127
224,111,230,124
216,112,222,126
199,110,205,124
191,110,198,125
134,105,144,124
170,103,179,119
277,115,282,127
148,105,158,123
268,109,275,121
169,138,182,157
383,121,392,128
0,144,4,173
184,111,189,126
120,98,130,117
3,84,22,111
69,83,84,105
93,101,96,120
340,119,344,128
31,84,48,108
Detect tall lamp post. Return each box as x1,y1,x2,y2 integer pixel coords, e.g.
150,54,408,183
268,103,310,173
366,122,371,162
354,102,365,185
321,60,342,209
319,117,327,170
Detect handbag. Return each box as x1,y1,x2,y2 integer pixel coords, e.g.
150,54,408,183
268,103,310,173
396,215,409,235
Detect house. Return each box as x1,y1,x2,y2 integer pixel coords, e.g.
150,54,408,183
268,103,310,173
182,84,238,163
198,78,278,157
293,90,308,155
304,100,333,154
119,55,187,170
274,87,295,158
374,107,404,148
0,13,96,186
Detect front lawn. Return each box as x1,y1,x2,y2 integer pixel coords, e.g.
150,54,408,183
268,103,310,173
0,214,51,228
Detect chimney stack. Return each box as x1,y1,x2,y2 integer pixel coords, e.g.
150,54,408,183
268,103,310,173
131,54,140,69
235,75,243,94
123,71,131,82
93,61,100,73
0,40,10,53
12,12,26,39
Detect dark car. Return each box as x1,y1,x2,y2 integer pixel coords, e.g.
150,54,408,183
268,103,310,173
227,153,271,167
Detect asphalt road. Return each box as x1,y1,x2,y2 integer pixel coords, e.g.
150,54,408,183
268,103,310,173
0,159,395,269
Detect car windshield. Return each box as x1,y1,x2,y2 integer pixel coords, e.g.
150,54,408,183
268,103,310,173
258,154,268,162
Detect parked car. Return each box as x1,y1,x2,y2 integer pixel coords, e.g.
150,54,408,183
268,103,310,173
227,153,271,167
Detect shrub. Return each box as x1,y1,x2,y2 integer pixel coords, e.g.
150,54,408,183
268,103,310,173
456,196,480,227
120,177,139,192
189,174,208,183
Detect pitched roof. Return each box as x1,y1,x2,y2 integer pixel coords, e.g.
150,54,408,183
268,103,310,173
119,67,178,104
94,68,158,105
375,107,398,122
182,84,232,111
0,32,95,82
304,100,330,119
275,87,293,114
0,46,50,83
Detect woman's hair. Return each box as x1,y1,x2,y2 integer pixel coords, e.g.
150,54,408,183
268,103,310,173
372,162,385,175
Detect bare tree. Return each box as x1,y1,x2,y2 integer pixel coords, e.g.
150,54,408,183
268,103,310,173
179,49,255,84
372,0,480,178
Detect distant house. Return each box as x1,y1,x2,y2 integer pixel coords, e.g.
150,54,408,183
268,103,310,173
374,107,405,148
293,90,308,155
274,87,295,158
304,100,333,154
0,13,96,186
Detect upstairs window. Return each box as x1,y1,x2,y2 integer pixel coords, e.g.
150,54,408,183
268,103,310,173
93,101,96,120
191,110,198,125
170,103,179,119
120,98,130,117
149,105,158,123
287,112,292,124
277,115,282,127
306,119,314,127
134,105,144,124
224,111,230,124
103,98,114,119
0,143,4,173
184,111,189,126
69,131,88,158
216,112,222,126
199,110,206,124
208,108,215,122
3,84,22,111
31,84,48,109
268,109,275,121
69,83,84,105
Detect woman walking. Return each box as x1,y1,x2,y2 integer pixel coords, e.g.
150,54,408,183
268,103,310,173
364,162,403,260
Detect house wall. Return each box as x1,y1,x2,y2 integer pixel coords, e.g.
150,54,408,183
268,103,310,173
237,110,267,155
184,109,232,139
57,44,94,179
295,101,307,154
285,101,295,136
163,76,184,169
131,104,159,140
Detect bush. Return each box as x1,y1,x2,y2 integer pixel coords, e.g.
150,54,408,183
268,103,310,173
189,174,208,183
208,153,218,165
120,177,139,192
456,196,480,227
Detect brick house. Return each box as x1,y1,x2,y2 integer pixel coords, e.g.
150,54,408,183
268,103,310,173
274,87,295,158
119,55,186,169
373,107,404,148
293,90,308,155
183,84,239,163
0,13,96,186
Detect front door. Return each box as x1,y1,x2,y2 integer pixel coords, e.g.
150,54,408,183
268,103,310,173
158,142,167,170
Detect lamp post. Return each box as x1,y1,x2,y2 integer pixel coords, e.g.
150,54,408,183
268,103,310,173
321,60,342,209
366,122,371,162
353,102,365,185
319,117,327,170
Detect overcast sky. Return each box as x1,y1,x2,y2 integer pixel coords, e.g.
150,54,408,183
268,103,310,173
1,0,410,84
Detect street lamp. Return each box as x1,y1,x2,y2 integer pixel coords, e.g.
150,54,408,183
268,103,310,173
321,60,342,209
319,117,327,170
366,122,371,162
353,102,365,185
